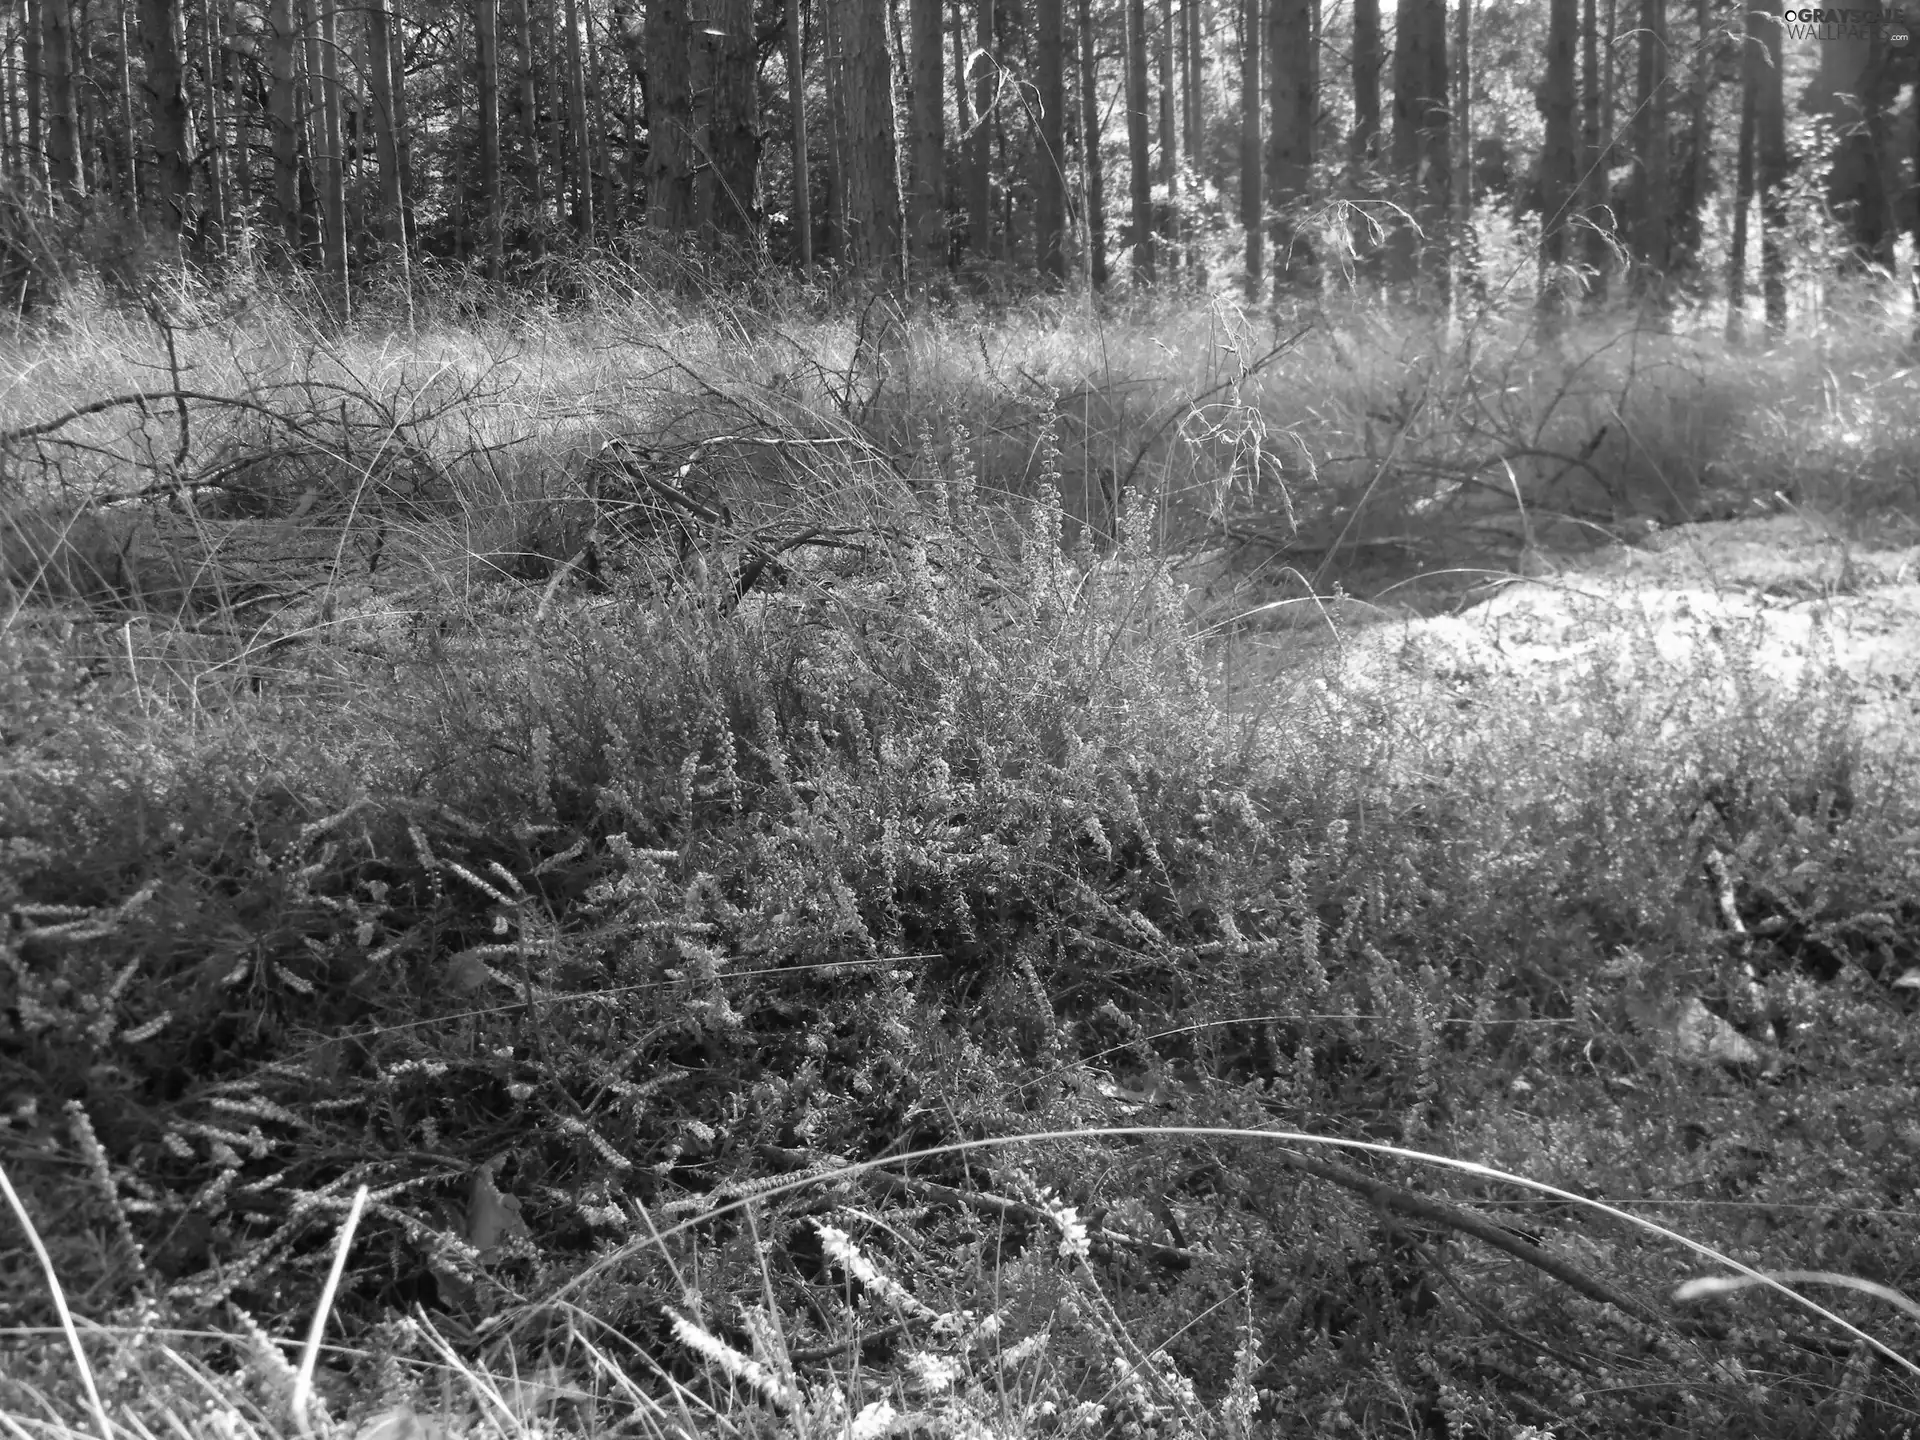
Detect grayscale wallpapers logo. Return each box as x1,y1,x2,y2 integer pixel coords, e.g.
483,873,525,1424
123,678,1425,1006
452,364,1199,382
1781,6,1910,42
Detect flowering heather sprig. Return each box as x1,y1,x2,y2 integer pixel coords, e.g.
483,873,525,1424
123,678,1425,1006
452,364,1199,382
67,1100,145,1280
815,1221,943,1321
666,1308,795,1411
1044,1197,1091,1263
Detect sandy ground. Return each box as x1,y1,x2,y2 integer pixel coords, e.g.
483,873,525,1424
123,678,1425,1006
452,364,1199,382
1227,512,1920,771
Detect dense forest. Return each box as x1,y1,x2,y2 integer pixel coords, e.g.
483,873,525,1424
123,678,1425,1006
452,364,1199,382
2,0,1917,320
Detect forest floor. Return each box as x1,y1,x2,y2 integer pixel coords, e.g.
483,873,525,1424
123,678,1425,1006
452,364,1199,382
5,286,1920,1440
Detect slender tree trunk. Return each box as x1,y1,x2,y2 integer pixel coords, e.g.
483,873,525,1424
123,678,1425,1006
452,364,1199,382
966,0,992,259
1389,0,1446,287
1033,0,1065,277
1537,0,1576,323
1451,0,1472,296
365,0,403,249
1350,0,1379,167
202,0,227,246
1238,0,1259,291
1157,0,1176,265
2,22,15,183
1578,0,1609,301
1125,0,1153,283
234,24,255,244
1175,0,1190,173
24,0,44,200
302,0,332,263
518,0,543,249
1078,0,1106,288
789,0,812,268
268,0,299,250
42,0,81,202
120,7,139,210
318,0,346,299
1726,0,1756,346
826,0,902,276
704,0,757,242
391,6,415,242
585,0,612,226
562,0,593,238
140,0,191,233
474,0,502,279
1669,0,1713,272
910,0,946,273
1265,0,1313,284
1753,0,1785,335
547,0,569,225
1630,0,1668,296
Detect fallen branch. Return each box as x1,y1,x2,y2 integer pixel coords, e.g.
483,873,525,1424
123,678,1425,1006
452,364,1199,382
1265,1144,1671,1332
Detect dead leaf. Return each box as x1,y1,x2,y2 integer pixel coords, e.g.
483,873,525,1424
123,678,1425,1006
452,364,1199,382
444,950,495,993
1627,991,1769,1071
467,1156,531,1261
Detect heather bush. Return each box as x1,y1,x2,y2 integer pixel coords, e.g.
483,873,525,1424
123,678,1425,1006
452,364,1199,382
4,280,1919,1439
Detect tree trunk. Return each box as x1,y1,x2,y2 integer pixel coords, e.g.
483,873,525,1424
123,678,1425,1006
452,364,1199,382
365,0,405,252
1389,0,1446,287
1079,0,1106,288
2,24,14,182
42,0,81,202
201,0,227,246
24,0,44,199
234,11,256,244
703,0,757,242
1537,0,1576,322
140,0,191,233
1033,0,1065,276
1578,0,1609,301
302,0,331,262
120,7,140,210
644,0,693,235
1350,0,1379,167
563,0,593,238
1175,0,1190,173
268,0,299,250
318,0,346,300
789,0,812,268
517,0,542,248
1753,0,1785,336
967,0,992,259
1451,0,1472,295
1265,0,1313,284
391,4,414,243
826,0,903,276
1629,0,1668,296
1157,0,1176,263
475,0,503,279
1668,0,1713,272
1238,0,1259,291
1125,0,1154,284
1726,0,1756,346
910,0,946,272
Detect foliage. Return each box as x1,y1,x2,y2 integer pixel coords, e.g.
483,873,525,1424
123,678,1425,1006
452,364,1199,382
3,278,1920,1439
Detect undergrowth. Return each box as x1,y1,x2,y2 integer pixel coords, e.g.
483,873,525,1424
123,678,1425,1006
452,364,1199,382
3,273,1920,1438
